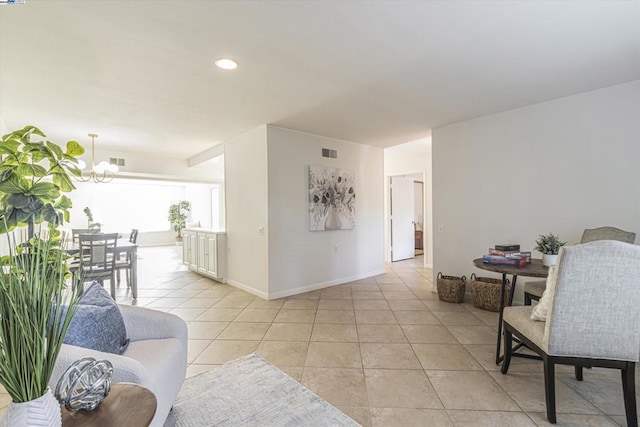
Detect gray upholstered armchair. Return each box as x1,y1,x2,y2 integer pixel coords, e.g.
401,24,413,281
50,305,188,427
524,226,636,304
502,240,640,426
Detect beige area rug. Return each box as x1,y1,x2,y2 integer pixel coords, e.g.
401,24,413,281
164,353,359,426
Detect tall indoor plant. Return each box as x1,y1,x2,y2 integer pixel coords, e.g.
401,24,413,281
0,125,84,238
0,126,84,426
168,200,191,240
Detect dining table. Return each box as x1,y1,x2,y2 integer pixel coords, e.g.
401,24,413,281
67,239,139,299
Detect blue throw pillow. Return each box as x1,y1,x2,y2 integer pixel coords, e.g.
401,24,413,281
64,282,130,354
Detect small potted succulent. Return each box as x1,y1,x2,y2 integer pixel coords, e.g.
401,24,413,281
534,233,566,267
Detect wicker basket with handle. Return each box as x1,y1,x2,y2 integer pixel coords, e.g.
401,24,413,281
469,273,511,312
436,272,466,303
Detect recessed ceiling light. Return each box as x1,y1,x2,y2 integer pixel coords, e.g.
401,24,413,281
215,58,238,70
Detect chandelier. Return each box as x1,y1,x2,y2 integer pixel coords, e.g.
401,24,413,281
76,133,119,183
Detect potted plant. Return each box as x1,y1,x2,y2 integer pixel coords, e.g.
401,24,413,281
0,125,84,238
534,233,566,267
168,200,191,241
0,236,80,427
0,126,84,426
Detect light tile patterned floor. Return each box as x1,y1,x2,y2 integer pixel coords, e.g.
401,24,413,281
0,246,637,426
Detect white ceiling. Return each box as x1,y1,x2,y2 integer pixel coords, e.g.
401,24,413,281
1,1,638,158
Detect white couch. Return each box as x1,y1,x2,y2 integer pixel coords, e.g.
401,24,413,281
50,305,188,427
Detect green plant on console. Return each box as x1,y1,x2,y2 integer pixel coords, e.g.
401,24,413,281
534,233,566,255
0,125,85,238
168,200,191,239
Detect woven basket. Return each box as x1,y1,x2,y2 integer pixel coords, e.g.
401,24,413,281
436,272,466,303
470,273,511,312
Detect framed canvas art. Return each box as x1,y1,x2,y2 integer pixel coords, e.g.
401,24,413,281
308,165,355,231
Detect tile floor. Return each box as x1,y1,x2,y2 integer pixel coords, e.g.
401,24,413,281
1,245,637,426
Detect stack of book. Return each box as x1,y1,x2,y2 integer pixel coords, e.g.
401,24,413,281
482,244,531,267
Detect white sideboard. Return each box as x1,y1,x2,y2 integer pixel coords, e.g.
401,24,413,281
182,228,226,283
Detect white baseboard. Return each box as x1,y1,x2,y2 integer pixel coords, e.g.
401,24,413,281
266,269,386,300
225,278,269,300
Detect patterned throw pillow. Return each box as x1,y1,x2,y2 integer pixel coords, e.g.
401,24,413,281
64,282,130,354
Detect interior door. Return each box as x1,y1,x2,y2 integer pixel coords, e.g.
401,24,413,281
391,176,415,261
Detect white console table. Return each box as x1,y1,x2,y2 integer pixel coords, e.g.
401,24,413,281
182,228,226,283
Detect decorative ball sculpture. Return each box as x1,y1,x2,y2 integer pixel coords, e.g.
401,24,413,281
54,357,114,411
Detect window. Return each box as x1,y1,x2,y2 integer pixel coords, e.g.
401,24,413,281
72,180,185,232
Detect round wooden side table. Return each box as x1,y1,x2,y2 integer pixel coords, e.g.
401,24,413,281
61,383,157,427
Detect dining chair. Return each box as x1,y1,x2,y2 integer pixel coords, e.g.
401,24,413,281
502,240,640,426
71,228,101,243
116,229,139,287
77,233,119,298
524,226,636,305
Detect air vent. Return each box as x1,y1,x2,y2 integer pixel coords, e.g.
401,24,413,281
321,148,337,159
110,157,126,167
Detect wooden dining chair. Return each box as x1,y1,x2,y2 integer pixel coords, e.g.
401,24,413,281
71,228,101,243
77,233,119,298
116,229,139,287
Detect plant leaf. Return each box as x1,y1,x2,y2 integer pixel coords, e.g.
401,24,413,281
65,141,85,157
46,142,64,160
15,163,47,178
52,173,75,193
6,194,31,209
0,175,28,194
41,204,60,225
54,195,72,210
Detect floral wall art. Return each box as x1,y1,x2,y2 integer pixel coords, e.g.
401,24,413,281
308,165,355,231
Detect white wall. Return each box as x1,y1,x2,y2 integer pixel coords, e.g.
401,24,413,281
384,137,433,268
87,147,223,183
432,81,640,302
224,126,270,298
266,126,385,299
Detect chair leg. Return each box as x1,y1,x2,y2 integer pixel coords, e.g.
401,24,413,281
543,356,557,424
524,292,532,306
621,362,638,427
110,272,116,299
501,326,513,374
575,366,583,381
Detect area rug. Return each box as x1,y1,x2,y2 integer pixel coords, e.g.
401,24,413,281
164,353,359,426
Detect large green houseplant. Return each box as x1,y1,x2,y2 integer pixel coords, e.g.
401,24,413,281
0,126,84,426
0,125,84,238
168,200,191,240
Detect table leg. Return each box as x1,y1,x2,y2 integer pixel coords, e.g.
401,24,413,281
131,247,138,300
495,272,508,365
509,275,518,306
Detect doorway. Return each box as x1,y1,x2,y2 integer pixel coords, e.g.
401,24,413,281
413,180,424,256
389,173,425,262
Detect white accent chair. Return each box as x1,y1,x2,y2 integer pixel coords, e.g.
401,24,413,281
502,240,640,426
50,305,188,427
524,226,636,305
